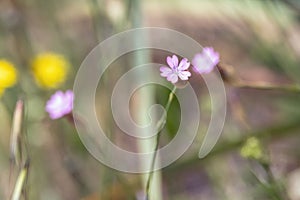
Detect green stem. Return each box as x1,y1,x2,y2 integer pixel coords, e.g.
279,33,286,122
145,86,176,200
11,161,29,200
261,162,291,200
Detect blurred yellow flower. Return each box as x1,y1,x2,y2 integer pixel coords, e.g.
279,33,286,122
0,59,18,89
32,53,69,89
240,137,263,160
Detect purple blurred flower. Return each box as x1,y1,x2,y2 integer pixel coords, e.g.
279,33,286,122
192,47,220,74
160,55,191,84
46,90,73,119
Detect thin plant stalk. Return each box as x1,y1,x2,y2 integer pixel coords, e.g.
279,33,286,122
126,0,163,199
10,100,24,167
10,161,29,200
234,81,300,93
145,86,176,200
217,63,300,93
9,100,30,200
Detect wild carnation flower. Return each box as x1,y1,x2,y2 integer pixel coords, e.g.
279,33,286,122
0,59,18,89
160,55,191,84
32,53,69,89
46,90,74,119
192,47,220,74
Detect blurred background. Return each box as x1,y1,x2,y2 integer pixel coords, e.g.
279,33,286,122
1,0,300,199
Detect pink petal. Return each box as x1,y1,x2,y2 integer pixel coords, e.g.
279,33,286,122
192,53,215,74
46,92,63,111
178,58,190,70
178,71,191,80
167,56,174,68
167,73,178,83
160,66,172,77
203,47,220,65
45,90,74,119
171,55,178,67
49,112,64,119
193,64,214,74
64,90,74,113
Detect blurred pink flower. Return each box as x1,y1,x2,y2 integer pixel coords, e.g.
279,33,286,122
192,47,220,74
160,55,191,84
46,90,73,119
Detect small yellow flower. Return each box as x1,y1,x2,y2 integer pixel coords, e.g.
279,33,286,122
240,137,263,160
32,53,69,89
0,59,18,89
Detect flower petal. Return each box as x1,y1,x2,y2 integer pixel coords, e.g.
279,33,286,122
203,47,220,65
178,58,190,70
64,90,74,113
178,71,191,80
160,66,172,77
192,53,215,74
46,90,74,119
167,73,178,83
171,55,179,67
49,111,64,119
46,91,64,110
166,56,174,68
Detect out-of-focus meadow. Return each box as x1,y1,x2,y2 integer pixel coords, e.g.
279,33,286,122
1,0,300,199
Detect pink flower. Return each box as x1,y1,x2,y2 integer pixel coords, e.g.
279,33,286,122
160,55,191,84
192,47,220,74
46,90,73,119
